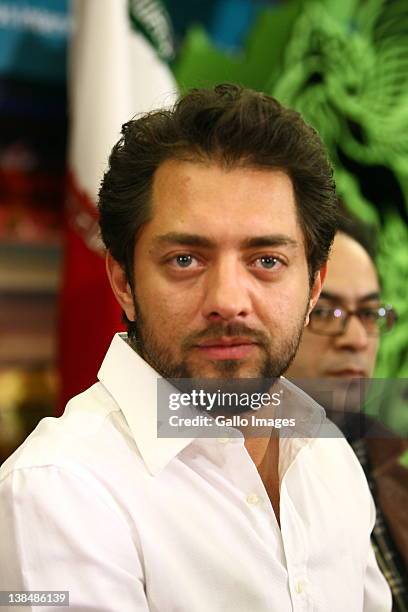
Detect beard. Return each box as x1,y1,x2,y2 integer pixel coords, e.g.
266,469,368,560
127,293,309,389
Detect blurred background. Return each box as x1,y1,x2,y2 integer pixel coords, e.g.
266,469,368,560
0,0,407,464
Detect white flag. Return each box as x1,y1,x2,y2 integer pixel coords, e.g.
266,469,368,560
70,0,177,206
59,0,177,410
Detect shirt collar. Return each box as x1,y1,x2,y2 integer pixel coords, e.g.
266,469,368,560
97,333,194,476
276,376,327,478
97,333,327,477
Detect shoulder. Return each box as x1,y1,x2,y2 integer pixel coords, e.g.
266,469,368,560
307,421,374,506
310,418,367,470
0,382,134,481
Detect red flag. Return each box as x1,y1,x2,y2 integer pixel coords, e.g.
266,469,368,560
58,0,177,411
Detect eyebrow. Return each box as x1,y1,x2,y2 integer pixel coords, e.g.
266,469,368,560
319,290,381,303
153,232,299,250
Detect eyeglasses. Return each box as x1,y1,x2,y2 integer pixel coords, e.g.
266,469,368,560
308,303,397,337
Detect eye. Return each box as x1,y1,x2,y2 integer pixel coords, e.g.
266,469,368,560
175,254,194,268
312,306,336,320
252,255,284,270
358,308,379,322
167,253,201,269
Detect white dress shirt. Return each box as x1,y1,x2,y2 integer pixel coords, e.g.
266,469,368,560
0,333,391,611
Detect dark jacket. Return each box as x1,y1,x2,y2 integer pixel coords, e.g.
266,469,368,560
367,434,408,567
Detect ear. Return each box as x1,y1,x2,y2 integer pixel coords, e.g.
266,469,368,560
305,263,327,326
105,251,135,321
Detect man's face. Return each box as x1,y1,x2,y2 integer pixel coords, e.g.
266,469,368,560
108,159,324,380
286,232,380,383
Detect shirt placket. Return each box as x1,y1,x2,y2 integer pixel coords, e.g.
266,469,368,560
219,438,302,609
222,437,314,612
279,449,315,612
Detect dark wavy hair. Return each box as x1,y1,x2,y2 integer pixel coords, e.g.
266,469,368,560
98,83,338,331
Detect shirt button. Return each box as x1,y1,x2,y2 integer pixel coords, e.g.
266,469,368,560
295,580,304,594
246,493,260,505
217,437,231,444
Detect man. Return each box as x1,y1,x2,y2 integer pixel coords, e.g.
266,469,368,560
0,85,392,611
286,216,408,611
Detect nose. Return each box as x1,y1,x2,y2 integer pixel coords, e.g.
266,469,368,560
201,256,252,322
334,313,369,351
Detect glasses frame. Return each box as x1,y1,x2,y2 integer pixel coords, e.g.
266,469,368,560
308,303,398,337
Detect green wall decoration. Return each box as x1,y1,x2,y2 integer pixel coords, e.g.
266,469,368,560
174,0,408,431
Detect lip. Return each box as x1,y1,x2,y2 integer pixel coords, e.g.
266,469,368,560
327,369,366,378
194,337,258,360
196,337,256,348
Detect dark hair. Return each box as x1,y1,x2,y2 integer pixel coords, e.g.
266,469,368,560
98,83,338,329
336,200,378,262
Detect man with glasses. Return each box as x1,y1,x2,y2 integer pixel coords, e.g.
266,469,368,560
286,216,408,611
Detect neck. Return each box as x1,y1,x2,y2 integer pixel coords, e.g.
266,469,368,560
245,432,279,471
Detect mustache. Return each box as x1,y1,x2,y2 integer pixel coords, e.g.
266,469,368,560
181,322,270,350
